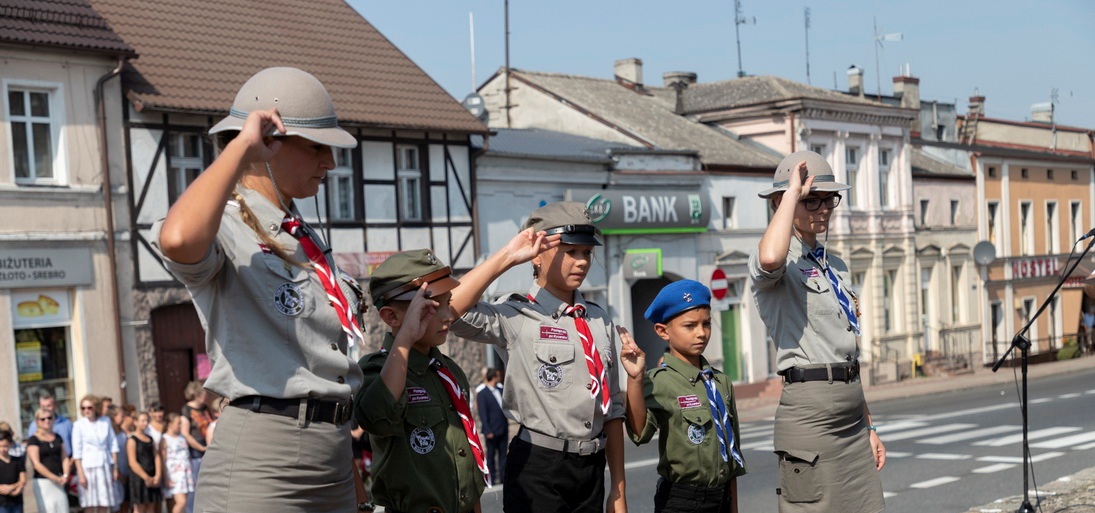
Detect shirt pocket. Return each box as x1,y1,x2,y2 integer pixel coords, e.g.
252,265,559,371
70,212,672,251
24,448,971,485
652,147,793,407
793,264,836,316
403,404,448,456
260,254,317,338
681,405,713,447
533,342,575,391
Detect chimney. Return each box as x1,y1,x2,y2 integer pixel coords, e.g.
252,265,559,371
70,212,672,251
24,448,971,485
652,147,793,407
892,75,920,110
663,71,697,88
1031,102,1054,124
847,65,864,97
968,93,985,117
614,58,643,89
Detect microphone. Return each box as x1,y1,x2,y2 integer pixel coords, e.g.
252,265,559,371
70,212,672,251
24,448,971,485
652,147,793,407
1081,227,1095,241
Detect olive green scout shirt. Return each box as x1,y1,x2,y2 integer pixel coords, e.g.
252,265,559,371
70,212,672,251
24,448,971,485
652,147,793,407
355,334,485,513
748,237,860,372
451,284,625,441
629,354,747,487
150,186,363,401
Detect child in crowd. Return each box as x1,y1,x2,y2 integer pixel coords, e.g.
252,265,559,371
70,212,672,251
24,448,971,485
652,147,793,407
161,415,192,513
450,201,627,513
354,249,487,513
0,432,25,513
620,280,747,513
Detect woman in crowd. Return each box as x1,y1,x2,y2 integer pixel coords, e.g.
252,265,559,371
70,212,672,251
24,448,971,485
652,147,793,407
161,415,192,513
178,382,210,513
127,412,162,513
750,151,885,512
0,432,25,513
26,408,70,513
152,66,365,512
72,395,118,513
109,405,131,513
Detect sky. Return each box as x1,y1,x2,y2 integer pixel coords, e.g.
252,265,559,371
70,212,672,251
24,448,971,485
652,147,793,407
349,0,1095,129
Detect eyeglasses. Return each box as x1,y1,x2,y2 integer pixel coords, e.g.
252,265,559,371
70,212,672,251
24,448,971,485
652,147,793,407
801,194,841,212
81,406,95,411
38,416,54,421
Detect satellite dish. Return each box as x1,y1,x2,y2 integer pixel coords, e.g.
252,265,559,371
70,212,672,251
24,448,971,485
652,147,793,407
462,92,488,122
973,241,997,266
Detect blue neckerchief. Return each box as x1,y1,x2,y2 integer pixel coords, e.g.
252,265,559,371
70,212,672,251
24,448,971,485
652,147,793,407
808,245,861,336
700,369,744,467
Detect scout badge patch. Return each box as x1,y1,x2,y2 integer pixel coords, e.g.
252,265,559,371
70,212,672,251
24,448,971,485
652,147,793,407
687,423,706,445
538,364,563,388
273,283,305,316
409,427,436,454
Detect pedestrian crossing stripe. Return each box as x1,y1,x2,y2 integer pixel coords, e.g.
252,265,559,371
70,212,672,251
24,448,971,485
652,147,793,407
974,426,1081,447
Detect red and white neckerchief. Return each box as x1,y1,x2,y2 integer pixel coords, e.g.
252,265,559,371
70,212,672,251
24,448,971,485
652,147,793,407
527,294,611,415
280,217,365,347
430,358,491,487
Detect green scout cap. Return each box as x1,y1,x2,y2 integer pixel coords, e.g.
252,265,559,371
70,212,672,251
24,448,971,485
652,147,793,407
369,249,460,308
522,201,602,246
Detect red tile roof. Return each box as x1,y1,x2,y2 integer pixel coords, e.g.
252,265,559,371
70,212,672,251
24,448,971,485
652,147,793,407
0,0,134,56
87,0,486,134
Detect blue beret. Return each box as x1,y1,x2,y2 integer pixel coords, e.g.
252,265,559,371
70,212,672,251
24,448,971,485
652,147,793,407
644,279,712,324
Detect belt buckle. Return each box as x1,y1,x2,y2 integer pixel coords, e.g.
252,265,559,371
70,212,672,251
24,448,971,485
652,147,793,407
576,439,597,456
333,398,352,425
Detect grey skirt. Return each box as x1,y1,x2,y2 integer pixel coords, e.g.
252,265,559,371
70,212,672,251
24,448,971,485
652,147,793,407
194,405,355,513
773,377,884,513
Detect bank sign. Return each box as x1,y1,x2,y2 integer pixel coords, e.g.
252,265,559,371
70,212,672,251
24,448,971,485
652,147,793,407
567,190,709,235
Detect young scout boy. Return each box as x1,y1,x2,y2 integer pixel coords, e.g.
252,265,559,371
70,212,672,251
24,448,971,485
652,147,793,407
353,249,488,513
619,280,747,513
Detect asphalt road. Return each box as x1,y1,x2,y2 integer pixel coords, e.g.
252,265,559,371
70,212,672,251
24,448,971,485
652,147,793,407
470,365,1095,513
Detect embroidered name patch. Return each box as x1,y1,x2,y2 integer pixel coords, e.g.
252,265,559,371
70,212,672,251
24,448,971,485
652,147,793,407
677,395,703,410
799,267,821,278
406,387,431,404
539,326,569,341
409,427,436,455
687,423,706,445
273,283,305,316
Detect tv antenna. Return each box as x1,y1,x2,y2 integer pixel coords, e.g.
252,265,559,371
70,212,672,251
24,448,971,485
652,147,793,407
804,7,812,85
873,16,902,99
733,0,756,78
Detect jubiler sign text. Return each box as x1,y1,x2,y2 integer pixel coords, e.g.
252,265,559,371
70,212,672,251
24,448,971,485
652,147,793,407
0,248,93,289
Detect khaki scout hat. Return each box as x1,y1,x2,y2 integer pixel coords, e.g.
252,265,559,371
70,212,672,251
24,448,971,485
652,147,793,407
209,67,358,149
522,201,602,246
369,249,460,308
757,150,850,198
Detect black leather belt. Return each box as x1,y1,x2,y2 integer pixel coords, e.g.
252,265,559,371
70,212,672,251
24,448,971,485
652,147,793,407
229,395,353,425
780,361,860,383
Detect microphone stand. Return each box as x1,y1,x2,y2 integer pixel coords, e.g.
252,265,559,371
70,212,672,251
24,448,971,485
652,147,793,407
991,234,1095,513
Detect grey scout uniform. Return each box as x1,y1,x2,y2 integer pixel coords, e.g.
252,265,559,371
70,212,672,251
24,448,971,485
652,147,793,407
629,354,747,488
451,283,625,441
150,186,364,402
356,334,485,513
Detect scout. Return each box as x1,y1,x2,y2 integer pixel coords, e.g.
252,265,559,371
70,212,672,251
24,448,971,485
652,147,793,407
354,249,488,513
450,201,627,513
619,280,747,513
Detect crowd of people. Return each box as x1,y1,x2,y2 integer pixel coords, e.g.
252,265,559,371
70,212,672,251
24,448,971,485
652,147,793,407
0,67,886,513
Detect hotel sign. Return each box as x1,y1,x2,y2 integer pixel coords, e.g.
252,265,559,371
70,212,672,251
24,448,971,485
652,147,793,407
567,189,709,235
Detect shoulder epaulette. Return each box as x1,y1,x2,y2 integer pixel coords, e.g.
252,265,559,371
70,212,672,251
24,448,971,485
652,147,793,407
503,293,531,303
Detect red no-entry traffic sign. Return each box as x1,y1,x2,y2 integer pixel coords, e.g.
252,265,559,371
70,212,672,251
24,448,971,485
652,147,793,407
710,268,728,300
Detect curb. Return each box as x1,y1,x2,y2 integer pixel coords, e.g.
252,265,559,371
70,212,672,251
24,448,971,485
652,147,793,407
964,465,1095,513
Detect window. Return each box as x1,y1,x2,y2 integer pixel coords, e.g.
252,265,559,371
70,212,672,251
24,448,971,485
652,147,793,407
11,290,75,429
167,133,203,204
810,144,826,156
1022,298,1037,343
883,269,897,333
1049,296,1059,349
851,272,865,296
1046,201,1059,254
327,147,356,221
722,196,736,230
396,145,423,221
878,148,891,209
7,86,62,184
988,166,997,178
950,264,963,323
987,201,1000,245
845,146,859,207
1021,168,1029,179
1047,169,1054,180
950,200,959,226
1071,201,1083,242
920,199,930,227
1072,170,1078,181
1019,201,1033,256
920,267,933,342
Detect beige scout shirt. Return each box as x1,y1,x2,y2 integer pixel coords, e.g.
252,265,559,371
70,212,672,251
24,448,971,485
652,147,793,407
150,187,363,401
748,237,859,372
451,284,625,440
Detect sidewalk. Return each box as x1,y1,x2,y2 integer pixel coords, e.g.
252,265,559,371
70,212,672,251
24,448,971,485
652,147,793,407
737,353,1095,422
964,465,1095,513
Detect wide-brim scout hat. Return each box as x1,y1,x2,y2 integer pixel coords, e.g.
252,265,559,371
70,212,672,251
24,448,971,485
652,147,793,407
209,67,357,149
644,279,711,324
369,249,460,308
757,150,850,198
522,201,602,246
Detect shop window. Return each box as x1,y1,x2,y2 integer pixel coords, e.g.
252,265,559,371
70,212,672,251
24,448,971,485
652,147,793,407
10,290,74,429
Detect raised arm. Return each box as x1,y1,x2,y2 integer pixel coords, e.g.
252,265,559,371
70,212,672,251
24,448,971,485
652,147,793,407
617,327,649,436
449,229,559,317
757,162,813,271
157,109,285,264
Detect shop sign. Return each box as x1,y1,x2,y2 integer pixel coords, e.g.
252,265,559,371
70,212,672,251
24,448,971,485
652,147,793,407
567,189,709,235
11,290,71,328
0,248,92,289
623,249,662,279
1011,257,1060,280
16,341,43,382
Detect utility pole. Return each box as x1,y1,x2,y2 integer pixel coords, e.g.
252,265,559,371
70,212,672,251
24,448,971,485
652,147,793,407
504,0,512,127
733,0,755,78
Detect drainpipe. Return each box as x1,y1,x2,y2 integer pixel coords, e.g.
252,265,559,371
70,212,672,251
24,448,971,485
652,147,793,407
95,56,127,403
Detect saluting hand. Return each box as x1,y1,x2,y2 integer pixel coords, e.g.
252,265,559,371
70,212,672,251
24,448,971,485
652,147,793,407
616,326,646,379
784,160,816,203
231,108,287,166
399,284,439,345
501,228,561,266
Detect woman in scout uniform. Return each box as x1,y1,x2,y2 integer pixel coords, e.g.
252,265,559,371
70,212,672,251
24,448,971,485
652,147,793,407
450,201,627,513
153,67,366,513
749,151,886,513
619,280,746,513
354,249,487,513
